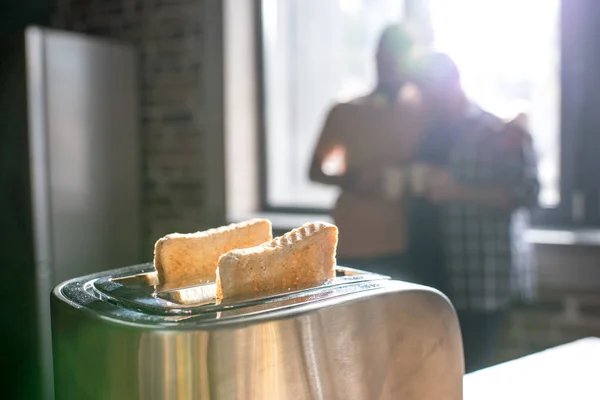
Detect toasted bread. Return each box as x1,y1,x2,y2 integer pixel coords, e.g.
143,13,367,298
153,219,272,287
216,222,338,300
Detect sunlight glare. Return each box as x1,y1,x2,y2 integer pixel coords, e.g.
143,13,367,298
430,0,559,118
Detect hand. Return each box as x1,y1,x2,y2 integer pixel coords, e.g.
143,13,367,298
426,168,462,203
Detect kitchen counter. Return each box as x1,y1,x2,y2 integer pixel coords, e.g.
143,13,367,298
464,337,600,399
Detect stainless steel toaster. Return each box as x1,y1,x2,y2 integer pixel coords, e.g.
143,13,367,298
51,263,464,399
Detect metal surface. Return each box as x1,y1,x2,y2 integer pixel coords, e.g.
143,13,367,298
52,264,463,399
24,27,140,400
42,28,141,284
25,26,55,400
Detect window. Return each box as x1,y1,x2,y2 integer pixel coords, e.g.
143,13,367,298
426,0,560,207
259,0,573,221
261,0,405,209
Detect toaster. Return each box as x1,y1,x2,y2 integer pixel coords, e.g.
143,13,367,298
51,263,464,399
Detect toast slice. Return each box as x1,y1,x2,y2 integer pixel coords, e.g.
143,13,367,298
216,222,338,301
153,219,272,287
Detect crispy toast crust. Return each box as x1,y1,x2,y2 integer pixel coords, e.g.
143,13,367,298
153,219,272,287
216,222,338,300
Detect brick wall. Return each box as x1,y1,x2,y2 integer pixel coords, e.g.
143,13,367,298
52,0,225,254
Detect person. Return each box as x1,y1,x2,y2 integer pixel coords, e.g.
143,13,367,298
309,24,424,279
410,52,539,372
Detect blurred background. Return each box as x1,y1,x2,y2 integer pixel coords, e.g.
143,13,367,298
1,0,600,399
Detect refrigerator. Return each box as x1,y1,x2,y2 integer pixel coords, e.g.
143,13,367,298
0,27,141,399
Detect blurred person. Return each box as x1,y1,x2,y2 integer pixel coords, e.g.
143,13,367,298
409,52,539,373
309,24,424,279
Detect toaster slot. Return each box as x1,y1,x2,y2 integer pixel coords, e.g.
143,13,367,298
214,280,385,319
112,271,159,287
91,264,390,317
157,283,216,306
154,266,388,308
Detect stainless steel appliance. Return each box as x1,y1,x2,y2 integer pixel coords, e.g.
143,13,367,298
0,27,140,399
52,264,463,399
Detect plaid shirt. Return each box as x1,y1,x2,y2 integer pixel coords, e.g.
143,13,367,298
417,106,539,312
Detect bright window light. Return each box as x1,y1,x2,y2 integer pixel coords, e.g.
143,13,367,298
429,0,561,206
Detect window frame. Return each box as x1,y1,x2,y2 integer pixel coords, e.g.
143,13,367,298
255,0,355,215
532,0,600,228
530,0,576,228
256,0,600,227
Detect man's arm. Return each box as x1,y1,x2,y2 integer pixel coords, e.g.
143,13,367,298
428,122,540,210
453,185,512,208
427,168,512,208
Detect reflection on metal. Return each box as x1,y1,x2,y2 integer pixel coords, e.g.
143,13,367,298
52,264,464,399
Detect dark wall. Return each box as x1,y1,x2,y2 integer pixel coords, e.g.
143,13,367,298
0,36,41,399
0,3,56,399
561,0,600,222
0,1,54,36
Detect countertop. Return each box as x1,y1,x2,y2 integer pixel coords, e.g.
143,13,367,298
464,337,600,399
